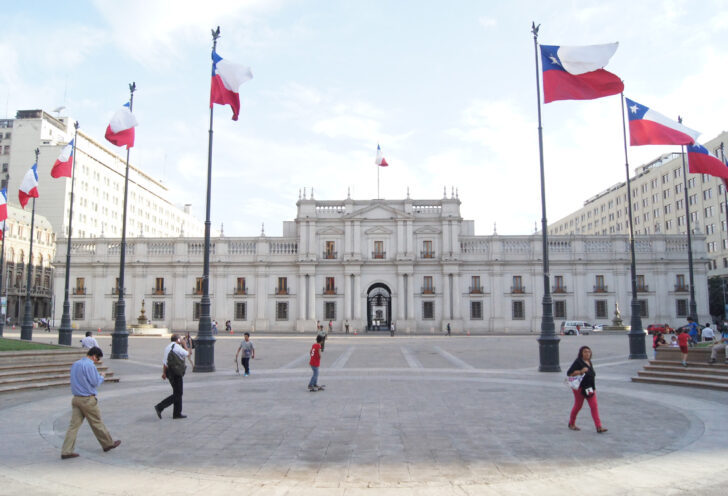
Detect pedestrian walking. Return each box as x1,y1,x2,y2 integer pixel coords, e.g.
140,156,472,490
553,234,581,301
344,319,350,334
61,346,121,459
328,320,333,334
308,335,323,392
567,346,607,433
183,332,194,367
318,322,328,352
446,322,451,336
702,323,715,342
687,317,699,346
80,331,100,349
390,322,395,337
212,320,219,335
225,320,232,333
235,332,255,376
154,334,190,419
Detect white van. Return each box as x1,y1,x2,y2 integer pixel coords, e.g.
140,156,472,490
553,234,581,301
560,321,593,335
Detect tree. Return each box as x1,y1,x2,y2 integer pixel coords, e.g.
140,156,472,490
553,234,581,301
707,276,726,322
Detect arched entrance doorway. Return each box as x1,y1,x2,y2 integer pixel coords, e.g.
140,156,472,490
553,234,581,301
366,283,391,332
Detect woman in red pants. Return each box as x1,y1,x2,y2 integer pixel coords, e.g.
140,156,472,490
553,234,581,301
567,346,608,433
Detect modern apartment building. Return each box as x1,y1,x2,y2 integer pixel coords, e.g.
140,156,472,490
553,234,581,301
0,109,204,240
549,131,728,278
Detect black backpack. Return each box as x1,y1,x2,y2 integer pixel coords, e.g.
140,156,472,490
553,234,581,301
166,344,187,377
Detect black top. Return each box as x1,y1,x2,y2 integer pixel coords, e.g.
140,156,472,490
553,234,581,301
567,357,596,395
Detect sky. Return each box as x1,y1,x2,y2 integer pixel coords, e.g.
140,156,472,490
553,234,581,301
1,0,727,237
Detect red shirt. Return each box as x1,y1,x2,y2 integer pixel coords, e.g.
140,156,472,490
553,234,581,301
309,343,321,367
677,332,690,347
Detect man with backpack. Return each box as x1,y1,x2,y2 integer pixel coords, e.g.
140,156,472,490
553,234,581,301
154,334,190,419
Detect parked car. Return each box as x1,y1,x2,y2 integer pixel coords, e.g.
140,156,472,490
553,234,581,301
646,324,674,334
560,321,593,335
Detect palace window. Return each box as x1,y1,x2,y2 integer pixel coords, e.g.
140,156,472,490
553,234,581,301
676,299,688,317
235,302,247,320
470,301,483,320
470,275,482,294
324,302,336,320
595,300,608,318
195,277,203,295
193,302,201,320
594,275,606,293
423,301,434,319
554,300,566,319
324,241,336,259
73,302,85,320
152,302,165,320
276,302,288,320
422,276,434,294
422,240,434,258
324,277,336,295
276,277,288,295
154,277,165,295
638,299,649,318
553,275,565,293
512,301,525,320
74,277,85,295
675,274,687,291
372,241,385,259
235,277,247,295
512,275,524,293
636,275,648,292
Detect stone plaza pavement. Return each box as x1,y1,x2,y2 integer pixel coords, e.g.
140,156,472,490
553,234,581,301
1,331,727,495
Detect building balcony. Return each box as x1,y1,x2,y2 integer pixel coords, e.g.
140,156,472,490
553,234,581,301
552,285,567,293
593,285,608,293
372,251,386,259
511,286,526,294
674,284,689,292
192,287,204,295
72,288,86,295
322,251,338,260
234,287,248,295
421,286,435,294
152,287,166,295
275,287,289,295
111,287,127,295
323,287,337,295
636,285,649,292
420,251,436,259
469,286,484,294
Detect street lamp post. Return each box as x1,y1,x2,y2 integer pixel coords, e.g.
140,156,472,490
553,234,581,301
193,27,221,372
58,122,79,346
532,22,560,372
111,83,136,359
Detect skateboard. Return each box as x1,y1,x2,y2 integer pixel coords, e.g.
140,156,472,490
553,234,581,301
308,385,325,392
235,357,240,374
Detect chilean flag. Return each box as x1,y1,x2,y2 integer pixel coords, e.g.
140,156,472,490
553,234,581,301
51,139,74,178
210,50,253,121
375,144,388,167
540,43,624,103
625,98,699,146
687,143,728,180
0,188,7,222
19,163,39,209
105,102,137,149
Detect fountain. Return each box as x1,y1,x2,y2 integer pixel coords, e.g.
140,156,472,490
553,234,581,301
128,299,169,336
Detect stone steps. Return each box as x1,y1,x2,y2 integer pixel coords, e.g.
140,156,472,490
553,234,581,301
631,346,728,391
0,347,119,394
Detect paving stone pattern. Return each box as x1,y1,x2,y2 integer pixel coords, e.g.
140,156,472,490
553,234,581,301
0,332,727,495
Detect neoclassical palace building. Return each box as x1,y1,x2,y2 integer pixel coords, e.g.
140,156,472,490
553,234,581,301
52,194,710,333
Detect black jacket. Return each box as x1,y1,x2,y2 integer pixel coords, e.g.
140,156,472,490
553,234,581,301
567,357,596,395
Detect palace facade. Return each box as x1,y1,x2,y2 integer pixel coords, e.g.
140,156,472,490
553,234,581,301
52,194,710,333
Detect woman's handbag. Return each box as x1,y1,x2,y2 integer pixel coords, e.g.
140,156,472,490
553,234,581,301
565,374,584,391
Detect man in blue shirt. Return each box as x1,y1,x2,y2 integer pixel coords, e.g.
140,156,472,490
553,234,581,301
687,317,699,346
61,347,121,459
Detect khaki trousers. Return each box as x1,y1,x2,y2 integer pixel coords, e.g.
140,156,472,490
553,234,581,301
61,395,114,455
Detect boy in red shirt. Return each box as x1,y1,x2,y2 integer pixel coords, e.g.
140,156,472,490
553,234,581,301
308,335,323,391
677,329,690,367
